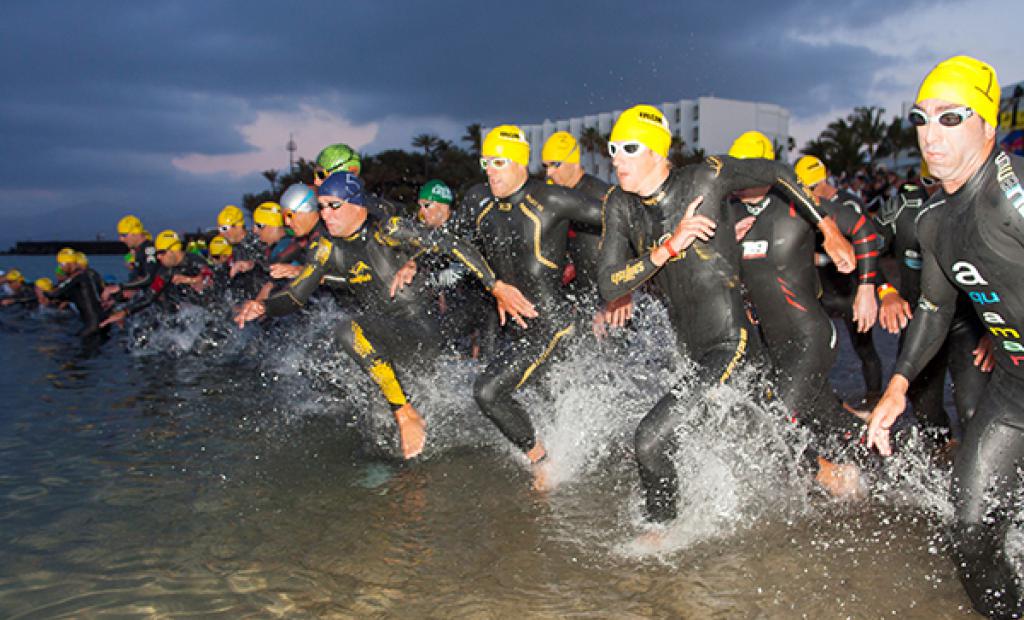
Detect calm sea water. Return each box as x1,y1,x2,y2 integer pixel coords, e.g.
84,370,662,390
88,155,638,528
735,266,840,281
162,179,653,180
0,265,979,619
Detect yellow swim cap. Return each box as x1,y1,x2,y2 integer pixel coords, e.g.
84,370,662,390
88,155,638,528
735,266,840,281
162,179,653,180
144,230,153,241
35,277,53,292
208,235,233,257
541,131,580,164
56,247,77,265
729,131,775,160
74,251,88,267
610,104,672,158
917,55,999,128
154,230,183,252
482,125,530,166
217,205,245,227
117,215,145,235
5,269,23,283
253,201,284,227
794,155,827,187
920,160,932,179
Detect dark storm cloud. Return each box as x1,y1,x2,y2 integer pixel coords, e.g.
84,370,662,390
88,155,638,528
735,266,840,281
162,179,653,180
0,0,927,247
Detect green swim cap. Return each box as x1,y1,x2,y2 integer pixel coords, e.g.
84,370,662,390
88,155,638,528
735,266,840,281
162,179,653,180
316,143,361,176
418,179,453,205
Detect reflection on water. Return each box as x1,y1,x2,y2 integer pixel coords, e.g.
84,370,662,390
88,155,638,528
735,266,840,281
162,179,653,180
0,296,981,618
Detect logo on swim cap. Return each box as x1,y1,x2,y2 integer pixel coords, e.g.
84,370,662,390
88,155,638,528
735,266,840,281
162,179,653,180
419,179,453,205
482,125,531,166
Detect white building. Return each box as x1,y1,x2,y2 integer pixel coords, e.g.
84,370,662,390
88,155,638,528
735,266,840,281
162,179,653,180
484,96,791,182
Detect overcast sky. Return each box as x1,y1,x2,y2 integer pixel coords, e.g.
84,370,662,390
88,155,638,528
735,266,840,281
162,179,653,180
1,0,1020,249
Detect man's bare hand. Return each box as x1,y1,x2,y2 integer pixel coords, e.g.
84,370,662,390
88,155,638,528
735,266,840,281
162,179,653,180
852,284,878,333
492,280,537,328
878,292,912,334
818,217,855,273
269,264,303,279
735,215,756,242
390,260,417,298
234,300,266,328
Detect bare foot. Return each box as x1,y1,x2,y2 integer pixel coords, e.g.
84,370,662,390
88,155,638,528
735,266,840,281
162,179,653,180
815,457,866,500
632,526,668,553
526,443,549,491
394,404,426,460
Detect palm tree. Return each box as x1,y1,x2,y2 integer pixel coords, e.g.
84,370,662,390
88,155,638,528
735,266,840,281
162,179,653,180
261,169,278,193
876,114,918,162
848,106,887,164
462,123,482,157
412,133,440,176
820,118,865,177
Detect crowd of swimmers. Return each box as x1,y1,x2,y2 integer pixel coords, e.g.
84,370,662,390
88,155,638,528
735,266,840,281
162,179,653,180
3,54,1023,618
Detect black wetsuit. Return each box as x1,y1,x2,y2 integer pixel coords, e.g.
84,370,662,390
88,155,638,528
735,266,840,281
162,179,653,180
565,173,613,307
459,178,603,453
893,148,1024,619
598,156,832,523
47,268,107,336
875,183,988,435
734,188,879,455
116,239,160,299
120,254,214,315
816,190,884,404
264,213,496,412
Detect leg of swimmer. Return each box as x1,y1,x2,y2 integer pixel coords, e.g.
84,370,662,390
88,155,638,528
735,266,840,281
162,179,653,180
950,390,1024,619
634,389,683,523
337,318,425,459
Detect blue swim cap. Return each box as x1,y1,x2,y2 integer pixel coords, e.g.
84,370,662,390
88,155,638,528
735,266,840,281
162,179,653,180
318,171,366,206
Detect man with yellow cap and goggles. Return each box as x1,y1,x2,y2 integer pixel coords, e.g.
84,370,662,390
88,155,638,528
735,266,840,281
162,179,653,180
208,235,233,264
725,133,884,501
865,55,1024,620
102,230,215,327
103,214,161,305
0,269,30,306
445,124,604,486
597,104,856,531
868,158,990,455
541,131,623,332
215,205,263,279
44,248,109,336
791,154,884,408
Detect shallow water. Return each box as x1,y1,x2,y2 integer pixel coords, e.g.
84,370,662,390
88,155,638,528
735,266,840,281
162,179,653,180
0,289,983,618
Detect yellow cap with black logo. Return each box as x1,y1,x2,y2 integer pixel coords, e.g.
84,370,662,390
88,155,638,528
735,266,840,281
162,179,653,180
56,247,77,265
794,155,827,187
610,104,672,158
917,55,999,128
217,205,245,227
729,131,775,160
253,201,284,227
117,215,144,235
208,235,233,257
154,230,183,252
482,125,530,166
542,131,580,164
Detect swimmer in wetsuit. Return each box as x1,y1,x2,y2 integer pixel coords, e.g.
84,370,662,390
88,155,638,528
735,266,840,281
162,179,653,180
866,56,1024,619
597,105,856,525
729,136,880,489
0,270,32,307
46,250,108,337
101,230,215,325
236,171,532,460
102,215,160,305
796,158,884,407
541,131,628,335
438,125,604,483
871,167,991,442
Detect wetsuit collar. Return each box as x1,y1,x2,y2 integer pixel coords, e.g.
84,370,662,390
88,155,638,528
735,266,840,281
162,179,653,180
944,144,998,204
495,178,530,209
640,170,673,206
743,194,772,216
